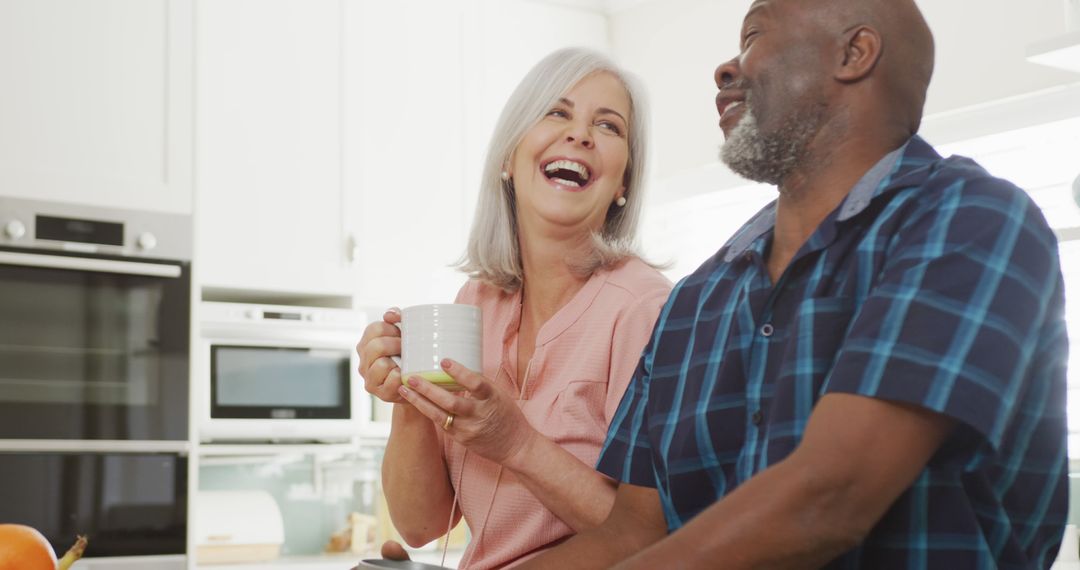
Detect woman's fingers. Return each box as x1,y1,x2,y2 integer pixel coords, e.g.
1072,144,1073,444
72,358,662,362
382,307,402,325
356,314,404,403
366,337,401,373
440,359,493,399
373,368,404,403
398,379,453,426
402,375,472,416
358,322,401,373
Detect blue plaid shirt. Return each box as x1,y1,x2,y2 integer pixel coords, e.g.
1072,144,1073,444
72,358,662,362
597,136,1069,568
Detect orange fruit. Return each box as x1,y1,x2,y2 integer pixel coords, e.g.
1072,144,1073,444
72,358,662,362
0,523,58,570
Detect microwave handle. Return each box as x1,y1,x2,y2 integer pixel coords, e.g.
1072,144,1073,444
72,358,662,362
0,250,182,278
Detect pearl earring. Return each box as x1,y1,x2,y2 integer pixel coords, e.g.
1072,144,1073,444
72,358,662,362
501,171,510,181
615,196,627,207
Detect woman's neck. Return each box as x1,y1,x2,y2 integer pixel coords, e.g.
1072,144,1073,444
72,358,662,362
518,232,591,326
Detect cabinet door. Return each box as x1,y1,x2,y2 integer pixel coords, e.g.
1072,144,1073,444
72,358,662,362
197,0,351,297
342,0,469,309
0,0,194,214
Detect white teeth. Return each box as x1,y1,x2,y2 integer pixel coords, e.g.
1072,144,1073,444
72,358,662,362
543,159,591,182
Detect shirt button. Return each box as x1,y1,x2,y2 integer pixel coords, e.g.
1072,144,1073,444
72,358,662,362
751,410,764,425
760,323,774,337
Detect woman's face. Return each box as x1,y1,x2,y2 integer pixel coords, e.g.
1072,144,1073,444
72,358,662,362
509,72,631,241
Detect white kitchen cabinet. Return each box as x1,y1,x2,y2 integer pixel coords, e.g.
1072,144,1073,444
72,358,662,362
342,0,609,310
197,0,607,303
196,0,354,297
0,0,194,214
341,0,470,310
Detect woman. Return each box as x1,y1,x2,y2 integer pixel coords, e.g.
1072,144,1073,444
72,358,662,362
356,47,671,569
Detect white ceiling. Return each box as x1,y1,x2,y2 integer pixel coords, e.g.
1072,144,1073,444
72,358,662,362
530,0,656,15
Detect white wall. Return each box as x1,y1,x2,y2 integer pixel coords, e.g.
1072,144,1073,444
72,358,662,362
604,0,1080,277
608,0,1080,190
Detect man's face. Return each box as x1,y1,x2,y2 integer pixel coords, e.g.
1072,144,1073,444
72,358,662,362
716,0,831,186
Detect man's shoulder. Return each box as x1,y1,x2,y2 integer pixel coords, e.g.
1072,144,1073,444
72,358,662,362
900,142,1028,206
889,145,1052,237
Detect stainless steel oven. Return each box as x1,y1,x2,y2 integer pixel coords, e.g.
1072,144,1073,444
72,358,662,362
0,197,192,567
0,197,191,441
0,444,188,569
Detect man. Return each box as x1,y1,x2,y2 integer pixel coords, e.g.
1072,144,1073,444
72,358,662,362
519,0,1069,568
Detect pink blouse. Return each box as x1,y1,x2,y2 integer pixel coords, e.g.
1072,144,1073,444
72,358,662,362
443,257,672,569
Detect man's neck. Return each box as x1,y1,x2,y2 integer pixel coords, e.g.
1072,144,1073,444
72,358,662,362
766,133,906,284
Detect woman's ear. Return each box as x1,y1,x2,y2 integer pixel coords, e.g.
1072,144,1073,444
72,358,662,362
836,25,882,83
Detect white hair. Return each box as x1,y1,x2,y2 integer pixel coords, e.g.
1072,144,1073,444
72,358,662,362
456,47,653,292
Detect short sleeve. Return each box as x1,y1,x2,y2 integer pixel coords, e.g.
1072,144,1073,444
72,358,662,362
823,176,1064,450
596,302,670,488
605,286,669,423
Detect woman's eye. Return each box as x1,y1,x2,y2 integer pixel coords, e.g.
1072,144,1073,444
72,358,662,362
597,121,623,136
547,109,569,119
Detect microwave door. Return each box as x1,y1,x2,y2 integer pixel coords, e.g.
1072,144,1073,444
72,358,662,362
205,344,354,441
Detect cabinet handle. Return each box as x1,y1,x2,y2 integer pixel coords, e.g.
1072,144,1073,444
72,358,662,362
347,233,360,265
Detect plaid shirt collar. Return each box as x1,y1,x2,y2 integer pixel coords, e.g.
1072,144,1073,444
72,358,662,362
723,136,937,263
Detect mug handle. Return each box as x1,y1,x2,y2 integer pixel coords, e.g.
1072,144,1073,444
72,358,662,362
390,321,402,368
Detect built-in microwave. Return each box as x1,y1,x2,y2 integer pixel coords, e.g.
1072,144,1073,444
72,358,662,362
198,302,369,442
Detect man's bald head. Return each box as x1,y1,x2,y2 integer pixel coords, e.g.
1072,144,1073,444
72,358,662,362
717,0,935,184
807,0,935,134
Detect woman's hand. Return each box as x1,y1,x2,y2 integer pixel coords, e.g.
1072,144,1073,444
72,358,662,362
356,308,405,403
398,358,540,468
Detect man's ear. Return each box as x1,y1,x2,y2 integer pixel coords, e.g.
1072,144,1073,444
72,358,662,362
836,25,882,82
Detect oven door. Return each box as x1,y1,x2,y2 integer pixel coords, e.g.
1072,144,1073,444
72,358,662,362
0,446,187,568
0,247,190,441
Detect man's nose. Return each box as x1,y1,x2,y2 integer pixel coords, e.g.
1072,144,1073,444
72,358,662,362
715,56,739,89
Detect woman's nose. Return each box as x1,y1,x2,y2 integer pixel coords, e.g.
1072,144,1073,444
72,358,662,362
565,123,594,149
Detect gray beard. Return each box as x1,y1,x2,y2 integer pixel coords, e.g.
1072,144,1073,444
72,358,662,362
720,103,822,186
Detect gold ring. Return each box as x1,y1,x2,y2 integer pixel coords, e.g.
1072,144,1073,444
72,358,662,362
442,413,455,431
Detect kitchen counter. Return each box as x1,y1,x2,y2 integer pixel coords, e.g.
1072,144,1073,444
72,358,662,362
197,549,465,570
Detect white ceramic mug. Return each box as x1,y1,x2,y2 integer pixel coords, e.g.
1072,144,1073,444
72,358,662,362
393,304,482,391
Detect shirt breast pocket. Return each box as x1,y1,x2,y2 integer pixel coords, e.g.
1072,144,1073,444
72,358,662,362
778,295,856,381
547,379,609,462
769,296,856,447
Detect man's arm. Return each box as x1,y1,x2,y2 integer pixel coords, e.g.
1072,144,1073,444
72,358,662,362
613,393,953,569
518,481,668,569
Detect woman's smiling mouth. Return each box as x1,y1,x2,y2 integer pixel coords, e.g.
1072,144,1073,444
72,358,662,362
542,158,593,189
